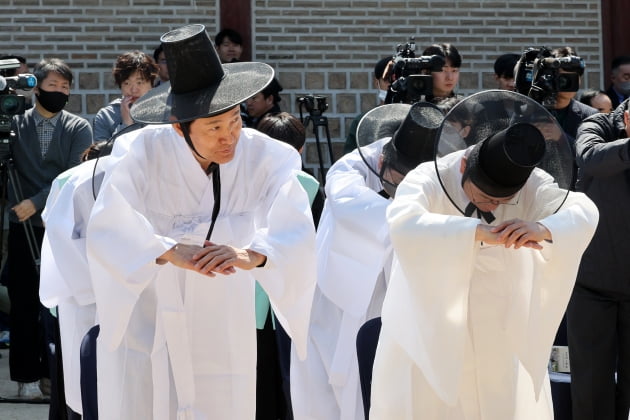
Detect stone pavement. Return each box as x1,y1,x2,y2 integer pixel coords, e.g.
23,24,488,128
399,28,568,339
0,348,49,420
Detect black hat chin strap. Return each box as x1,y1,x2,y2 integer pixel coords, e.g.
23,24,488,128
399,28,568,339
205,162,221,242
180,121,206,161
178,122,221,242
464,202,495,224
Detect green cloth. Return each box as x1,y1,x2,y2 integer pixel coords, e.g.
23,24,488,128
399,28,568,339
254,171,320,330
296,170,320,205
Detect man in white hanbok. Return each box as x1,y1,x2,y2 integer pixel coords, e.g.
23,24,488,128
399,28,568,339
85,25,316,419
291,102,444,420
40,131,138,418
370,91,599,420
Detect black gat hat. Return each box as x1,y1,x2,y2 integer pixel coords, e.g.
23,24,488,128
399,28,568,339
131,24,274,124
356,102,443,176
466,122,546,198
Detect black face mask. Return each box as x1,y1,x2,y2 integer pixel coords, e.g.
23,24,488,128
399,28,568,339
36,87,69,113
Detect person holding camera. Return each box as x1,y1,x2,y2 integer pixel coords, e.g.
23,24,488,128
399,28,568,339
547,47,597,143
7,58,92,403
92,50,158,142
421,43,462,103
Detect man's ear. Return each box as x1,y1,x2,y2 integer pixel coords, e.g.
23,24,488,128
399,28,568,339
460,155,467,174
624,111,630,137
172,122,184,137
377,153,384,172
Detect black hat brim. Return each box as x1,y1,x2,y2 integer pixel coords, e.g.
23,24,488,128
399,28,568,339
434,90,573,213
131,62,274,124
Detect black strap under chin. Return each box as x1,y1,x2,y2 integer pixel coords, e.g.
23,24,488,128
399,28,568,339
205,162,221,242
464,202,495,224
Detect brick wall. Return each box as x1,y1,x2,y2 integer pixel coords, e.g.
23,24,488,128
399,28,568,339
0,0,603,177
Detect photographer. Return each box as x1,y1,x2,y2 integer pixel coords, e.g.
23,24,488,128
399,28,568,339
422,43,462,103
7,57,92,405
547,47,597,141
383,42,462,105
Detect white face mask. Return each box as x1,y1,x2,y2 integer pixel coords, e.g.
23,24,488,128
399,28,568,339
377,89,388,103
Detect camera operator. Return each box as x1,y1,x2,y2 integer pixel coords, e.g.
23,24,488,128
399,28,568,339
7,58,92,402
547,47,597,142
383,42,462,106
421,43,462,104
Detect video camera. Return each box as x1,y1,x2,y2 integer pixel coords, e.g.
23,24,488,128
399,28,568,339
514,47,584,108
0,59,36,161
297,94,328,117
386,37,445,104
0,59,36,132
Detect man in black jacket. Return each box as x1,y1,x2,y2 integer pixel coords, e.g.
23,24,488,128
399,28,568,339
605,55,630,109
569,98,630,420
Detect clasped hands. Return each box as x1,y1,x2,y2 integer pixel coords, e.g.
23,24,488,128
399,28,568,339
475,218,552,250
157,240,266,277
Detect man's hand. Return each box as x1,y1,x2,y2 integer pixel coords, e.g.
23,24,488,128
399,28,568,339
156,243,205,270
120,96,134,126
475,219,552,250
156,241,267,278
12,199,36,222
191,241,266,277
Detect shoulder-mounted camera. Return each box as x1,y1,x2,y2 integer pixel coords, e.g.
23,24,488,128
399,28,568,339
514,46,584,107
387,37,445,104
0,58,36,132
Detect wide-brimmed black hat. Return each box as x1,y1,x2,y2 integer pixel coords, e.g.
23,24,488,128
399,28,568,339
356,102,443,176
434,89,574,214
131,24,274,124
466,122,546,197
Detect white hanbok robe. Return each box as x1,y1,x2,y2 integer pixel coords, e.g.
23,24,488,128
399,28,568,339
40,139,133,414
86,126,316,419
292,139,391,420
370,150,599,419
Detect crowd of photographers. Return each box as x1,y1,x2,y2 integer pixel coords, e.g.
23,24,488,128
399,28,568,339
0,34,630,420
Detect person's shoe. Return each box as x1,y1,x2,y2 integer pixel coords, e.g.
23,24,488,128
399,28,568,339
39,377,51,396
17,381,44,399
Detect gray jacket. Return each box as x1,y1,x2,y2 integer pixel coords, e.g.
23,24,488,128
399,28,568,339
9,107,93,227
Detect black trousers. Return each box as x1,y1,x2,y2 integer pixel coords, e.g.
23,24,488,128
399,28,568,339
356,317,382,420
256,311,289,420
7,221,46,382
80,325,100,420
567,284,630,420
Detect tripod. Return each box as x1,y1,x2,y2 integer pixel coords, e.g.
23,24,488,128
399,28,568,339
303,113,334,186
0,139,40,277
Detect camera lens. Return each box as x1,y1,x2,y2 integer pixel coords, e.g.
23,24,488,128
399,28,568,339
0,95,25,115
